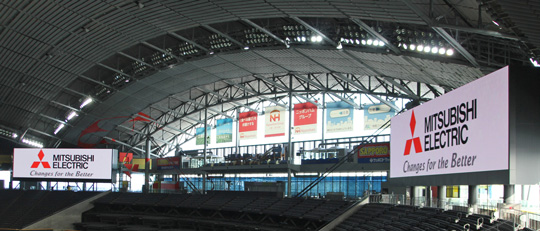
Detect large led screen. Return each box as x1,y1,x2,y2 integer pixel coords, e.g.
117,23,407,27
13,148,116,181
390,66,509,178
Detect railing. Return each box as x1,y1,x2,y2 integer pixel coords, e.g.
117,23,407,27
370,194,540,230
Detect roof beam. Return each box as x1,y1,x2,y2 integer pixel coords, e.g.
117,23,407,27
171,95,233,119
196,86,261,114
222,79,288,108
399,0,480,68
118,51,157,70
292,17,337,47
96,62,131,78
168,31,210,52
294,73,360,109
202,25,245,48
350,18,401,55
332,73,399,111
255,75,322,107
141,41,182,61
242,19,287,46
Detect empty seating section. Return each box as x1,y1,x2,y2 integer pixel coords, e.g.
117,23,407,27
332,203,536,231
82,192,354,231
0,190,101,229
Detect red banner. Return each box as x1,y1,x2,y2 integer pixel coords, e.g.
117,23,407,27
239,111,258,140
294,102,317,134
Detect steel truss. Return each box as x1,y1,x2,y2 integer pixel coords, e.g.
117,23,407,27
113,72,442,156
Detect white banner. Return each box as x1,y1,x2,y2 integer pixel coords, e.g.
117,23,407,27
265,106,286,137
13,148,115,181
390,67,509,178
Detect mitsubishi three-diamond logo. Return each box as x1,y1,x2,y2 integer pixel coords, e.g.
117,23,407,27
404,111,423,155
31,150,51,168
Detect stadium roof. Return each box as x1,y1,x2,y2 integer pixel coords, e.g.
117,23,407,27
0,0,538,155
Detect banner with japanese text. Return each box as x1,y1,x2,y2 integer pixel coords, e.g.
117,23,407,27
364,103,395,130
326,101,354,133
239,111,258,140
294,102,317,134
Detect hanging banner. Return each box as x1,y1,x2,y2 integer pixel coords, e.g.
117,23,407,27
364,103,396,130
216,118,233,143
157,157,180,170
195,127,211,145
239,111,258,140
326,101,354,133
265,106,286,137
294,102,317,134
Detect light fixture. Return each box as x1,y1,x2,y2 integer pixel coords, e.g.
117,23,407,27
403,44,408,49
80,97,93,109
431,47,438,54
367,39,373,45
423,46,431,53
66,111,78,121
336,42,343,50
243,46,250,50
361,39,366,45
492,21,500,26
301,36,306,42
417,44,424,52
438,47,446,55
12,133,18,138
530,58,540,67
22,138,44,148
446,49,454,56
54,124,65,135
373,40,379,46
378,41,385,47
410,44,416,50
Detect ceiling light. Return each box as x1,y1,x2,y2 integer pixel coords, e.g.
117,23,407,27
361,39,366,45
373,40,379,46
446,49,454,56
316,35,323,42
530,58,540,67
54,124,65,135
12,133,18,138
367,39,373,45
311,36,317,42
243,46,250,50
80,97,93,109
378,41,385,47
336,42,343,50
355,39,360,45
439,47,446,55
431,47,438,54
424,46,431,53
417,44,424,52
403,44,408,49
492,21,500,26
66,111,78,121
410,44,416,51
301,36,306,42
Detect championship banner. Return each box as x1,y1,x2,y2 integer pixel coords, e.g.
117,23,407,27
216,118,233,143
294,102,317,134
390,67,509,178
239,111,258,140
265,106,286,137
195,127,211,145
364,103,395,130
326,101,354,133
357,143,390,163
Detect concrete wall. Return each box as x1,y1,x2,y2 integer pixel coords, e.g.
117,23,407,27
24,191,109,231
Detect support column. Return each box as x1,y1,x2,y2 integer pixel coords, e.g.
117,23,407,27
438,185,447,207
468,185,478,207
409,186,415,206
202,105,208,195
426,186,432,207
144,134,151,193
287,168,292,198
288,77,293,164
504,184,515,204
321,94,326,145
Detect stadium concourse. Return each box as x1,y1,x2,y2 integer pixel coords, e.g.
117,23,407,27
1,1,540,230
